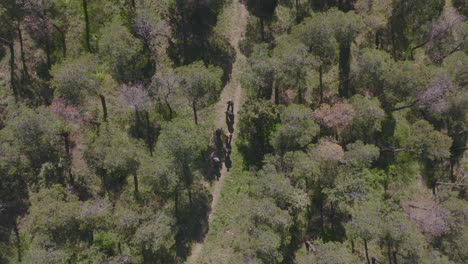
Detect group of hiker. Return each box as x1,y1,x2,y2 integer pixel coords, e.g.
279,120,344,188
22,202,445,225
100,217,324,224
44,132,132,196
211,99,235,178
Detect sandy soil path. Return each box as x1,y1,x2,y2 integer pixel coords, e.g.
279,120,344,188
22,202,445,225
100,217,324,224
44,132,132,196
185,2,248,264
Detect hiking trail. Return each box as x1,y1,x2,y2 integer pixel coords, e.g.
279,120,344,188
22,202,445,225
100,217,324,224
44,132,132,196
185,1,248,263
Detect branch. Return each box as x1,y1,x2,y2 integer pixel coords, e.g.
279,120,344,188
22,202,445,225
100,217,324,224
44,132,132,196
391,100,418,112
434,34,467,63
0,36,12,45
380,147,406,153
411,17,466,60
410,40,430,59
436,182,464,187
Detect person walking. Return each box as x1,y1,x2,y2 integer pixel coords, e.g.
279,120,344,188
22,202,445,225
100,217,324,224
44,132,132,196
225,132,233,144
227,99,234,112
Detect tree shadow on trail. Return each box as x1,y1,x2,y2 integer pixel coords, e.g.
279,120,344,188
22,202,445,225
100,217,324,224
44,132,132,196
175,183,212,260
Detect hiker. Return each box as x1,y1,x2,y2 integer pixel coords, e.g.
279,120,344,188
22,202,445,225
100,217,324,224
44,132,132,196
224,145,232,159
212,155,221,180
227,99,234,112
212,155,221,169
225,132,233,144
225,110,234,124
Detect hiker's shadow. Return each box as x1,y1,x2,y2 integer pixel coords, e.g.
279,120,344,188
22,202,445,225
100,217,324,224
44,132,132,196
225,156,232,171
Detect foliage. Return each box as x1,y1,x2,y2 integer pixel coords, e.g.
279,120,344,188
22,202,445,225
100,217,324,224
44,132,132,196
270,104,319,154
98,20,147,82
51,55,101,104
0,1,466,263
295,240,359,264
238,99,279,166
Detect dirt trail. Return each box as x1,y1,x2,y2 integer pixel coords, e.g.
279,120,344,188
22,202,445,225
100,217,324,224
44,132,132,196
185,2,247,264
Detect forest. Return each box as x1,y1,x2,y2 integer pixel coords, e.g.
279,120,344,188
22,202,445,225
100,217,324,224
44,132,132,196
0,0,467,263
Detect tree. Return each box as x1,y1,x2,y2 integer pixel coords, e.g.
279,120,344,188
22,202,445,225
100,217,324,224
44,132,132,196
405,120,452,160
119,83,155,155
347,198,384,264
270,104,319,155
51,55,110,121
251,164,309,211
151,68,182,120
294,12,338,103
24,0,69,59
295,240,359,264
410,7,467,62
354,48,394,98
241,44,277,100
403,195,450,237
156,119,207,213
381,61,430,111
389,0,444,59
0,105,70,262
78,199,112,244
132,212,175,263
453,0,468,17
132,6,170,65
313,102,354,137
327,9,362,98
343,140,380,167
241,0,278,41
348,95,385,141
98,20,147,82
272,35,313,104
416,76,458,114
238,99,280,166
176,61,222,125
24,185,81,245
0,0,25,100
84,128,140,199
167,0,226,62
378,210,427,264
51,55,99,103
0,105,67,187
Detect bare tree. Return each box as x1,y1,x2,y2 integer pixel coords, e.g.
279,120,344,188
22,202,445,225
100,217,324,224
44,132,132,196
314,102,354,135
151,68,181,120
120,84,155,156
49,97,83,125
132,9,170,63
404,197,451,237
417,76,458,114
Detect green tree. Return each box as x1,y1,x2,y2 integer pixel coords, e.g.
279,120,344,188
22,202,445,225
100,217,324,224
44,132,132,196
241,0,278,41
24,185,81,245
270,104,319,155
404,120,452,160
295,240,359,264
238,99,279,166
98,20,147,82
272,35,313,104
343,140,380,167
176,61,223,125
347,95,385,142
294,13,338,103
84,128,140,199
453,0,468,17
354,48,394,99
378,210,427,264
156,119,207,213
390,0,444,59
241,44,277,100
328,9,362,98
347,198,384,264
132,212,175,263
51,55,111,121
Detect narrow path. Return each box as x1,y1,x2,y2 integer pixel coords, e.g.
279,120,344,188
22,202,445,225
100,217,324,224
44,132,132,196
185,2,247,264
